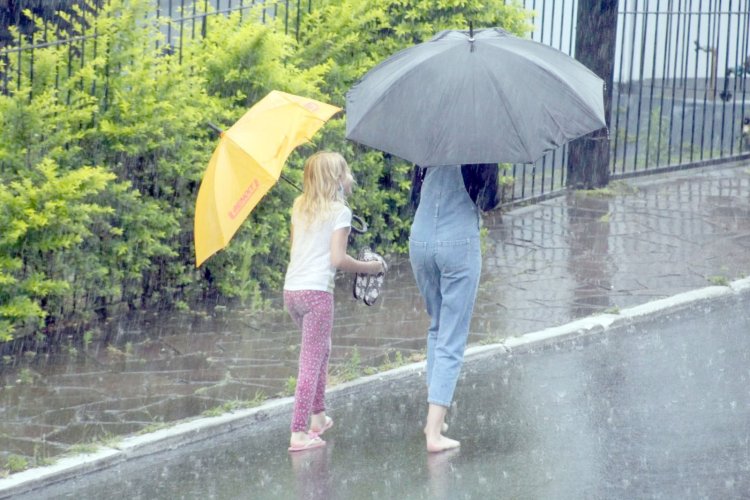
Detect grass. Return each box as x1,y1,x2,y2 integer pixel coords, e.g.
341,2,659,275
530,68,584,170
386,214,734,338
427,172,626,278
194,370,235,396
33,443,54,467
68,443,99,454
281,376,297,397
99,432,121,449
708,266,732,286
376,350,424,371
82,330,95,349
201,391,267,418
16,368,36,385
328,347,428,386
575,180,639,198
708,275,730,286
65,431,122,457
106,344,133,359
4,455,28,474
478,335,505,345
330,347,363,384
137,422,170,435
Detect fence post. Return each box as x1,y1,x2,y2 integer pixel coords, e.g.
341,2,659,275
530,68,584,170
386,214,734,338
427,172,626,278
567,0,618,189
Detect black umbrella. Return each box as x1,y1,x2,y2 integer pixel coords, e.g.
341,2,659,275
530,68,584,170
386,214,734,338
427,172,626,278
345,27,607,166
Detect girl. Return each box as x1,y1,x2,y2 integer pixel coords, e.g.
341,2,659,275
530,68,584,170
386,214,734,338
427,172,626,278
284,151,385,452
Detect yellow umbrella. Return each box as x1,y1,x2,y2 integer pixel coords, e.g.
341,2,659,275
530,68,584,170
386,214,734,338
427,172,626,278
194,90,341,267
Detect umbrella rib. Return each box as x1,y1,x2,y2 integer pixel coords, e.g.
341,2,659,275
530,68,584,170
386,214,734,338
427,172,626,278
348,43,459,134
477,61,535,161
503,42,605,126
487,43,605,152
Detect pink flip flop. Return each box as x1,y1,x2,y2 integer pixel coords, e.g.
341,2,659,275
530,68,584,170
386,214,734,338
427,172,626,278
309,416,334,436
288,435,326,452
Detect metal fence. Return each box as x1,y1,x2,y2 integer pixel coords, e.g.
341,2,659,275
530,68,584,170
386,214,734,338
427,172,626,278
0,1,308,98
154,0,312,54
2,0,749,204
506,0,750,204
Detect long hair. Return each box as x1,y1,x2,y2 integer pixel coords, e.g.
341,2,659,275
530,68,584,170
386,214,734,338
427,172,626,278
294,151,353,227
409,164,500,212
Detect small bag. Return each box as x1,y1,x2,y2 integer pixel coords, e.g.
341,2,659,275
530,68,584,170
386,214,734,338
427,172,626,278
352,247,387,306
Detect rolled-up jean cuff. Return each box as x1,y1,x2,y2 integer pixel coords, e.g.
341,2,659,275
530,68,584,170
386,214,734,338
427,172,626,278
427,398,451,408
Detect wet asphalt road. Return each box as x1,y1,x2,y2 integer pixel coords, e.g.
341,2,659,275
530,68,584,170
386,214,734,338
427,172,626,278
22,292,750,499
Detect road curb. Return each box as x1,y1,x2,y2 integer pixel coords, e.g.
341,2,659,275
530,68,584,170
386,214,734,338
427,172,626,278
466,276,750,362
1,276,748,498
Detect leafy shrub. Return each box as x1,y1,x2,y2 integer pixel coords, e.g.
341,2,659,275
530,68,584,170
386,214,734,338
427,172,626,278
0,0,530,342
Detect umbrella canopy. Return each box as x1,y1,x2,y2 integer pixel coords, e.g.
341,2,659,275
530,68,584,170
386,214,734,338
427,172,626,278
345,28,607,166
194,90,341,267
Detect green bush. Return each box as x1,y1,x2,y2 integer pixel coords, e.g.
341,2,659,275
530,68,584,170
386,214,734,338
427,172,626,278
0,0,530,342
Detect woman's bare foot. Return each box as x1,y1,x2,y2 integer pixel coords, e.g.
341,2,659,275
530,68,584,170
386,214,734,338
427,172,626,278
424,422,449,434
423,403,458,452
426,435,460,453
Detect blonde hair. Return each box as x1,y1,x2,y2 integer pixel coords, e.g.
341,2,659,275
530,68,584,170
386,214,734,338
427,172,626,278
293,151,353,227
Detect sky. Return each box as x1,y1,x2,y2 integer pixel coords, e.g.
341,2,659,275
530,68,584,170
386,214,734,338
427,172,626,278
524,0,750,83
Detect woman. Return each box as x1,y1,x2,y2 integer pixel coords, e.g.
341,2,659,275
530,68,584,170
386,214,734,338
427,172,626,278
409,163,498,453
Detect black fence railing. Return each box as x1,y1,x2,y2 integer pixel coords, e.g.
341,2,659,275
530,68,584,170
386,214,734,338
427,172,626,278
154,0,312,57
0,0,309,115
504,0,750,204
2,1,749,205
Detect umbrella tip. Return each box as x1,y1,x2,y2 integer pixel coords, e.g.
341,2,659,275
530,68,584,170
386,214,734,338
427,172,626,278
469,21,474,40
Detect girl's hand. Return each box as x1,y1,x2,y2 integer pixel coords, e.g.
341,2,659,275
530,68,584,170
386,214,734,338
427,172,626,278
370,259,386,275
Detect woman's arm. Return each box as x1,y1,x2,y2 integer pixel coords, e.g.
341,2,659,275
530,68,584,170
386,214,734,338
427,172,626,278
330,227,384,274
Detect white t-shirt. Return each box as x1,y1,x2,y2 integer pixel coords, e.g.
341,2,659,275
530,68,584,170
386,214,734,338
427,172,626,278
284,202,352,293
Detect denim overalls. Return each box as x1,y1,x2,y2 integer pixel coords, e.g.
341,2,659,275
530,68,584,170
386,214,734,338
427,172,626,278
409,165,482,407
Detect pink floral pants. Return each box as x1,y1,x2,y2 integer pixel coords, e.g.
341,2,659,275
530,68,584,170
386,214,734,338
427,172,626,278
284,290,333,432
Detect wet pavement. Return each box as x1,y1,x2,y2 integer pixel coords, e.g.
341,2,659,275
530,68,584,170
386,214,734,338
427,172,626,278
1,162,750,470
16,289,750,499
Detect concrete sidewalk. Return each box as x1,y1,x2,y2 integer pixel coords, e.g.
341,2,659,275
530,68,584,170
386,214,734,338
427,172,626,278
1,161,749,488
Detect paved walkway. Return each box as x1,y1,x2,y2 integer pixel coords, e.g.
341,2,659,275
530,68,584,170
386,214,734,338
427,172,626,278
1,162,750,473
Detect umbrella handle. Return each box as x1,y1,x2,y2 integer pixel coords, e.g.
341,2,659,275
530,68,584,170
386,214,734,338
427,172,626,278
206,121,224,136
351,214,368,234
